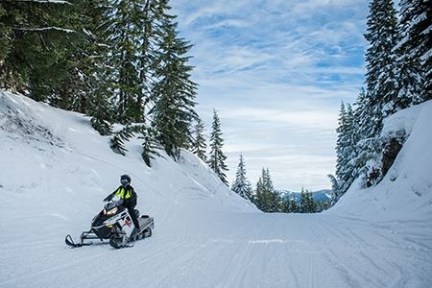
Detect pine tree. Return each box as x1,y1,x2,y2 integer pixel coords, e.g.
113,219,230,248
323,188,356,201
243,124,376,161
103,0,159,148
231,154,253,200
104,0,198,162
334,102,358,199
99,0,149,124
280,193,299,213
362,0,400,138
308,192,317,213
254,168,279,212
208,109,229,185
300,189,316,213
392,48,423,108
300,190,308,213
289,197,300,213
89,82,114,136
253,176,264,209
280,196,290,213
398,0,432,102
352,0,400,188
393,0,424,108
57,0,113,135
191,117,207,162
44,0,93,112
151,2,198,159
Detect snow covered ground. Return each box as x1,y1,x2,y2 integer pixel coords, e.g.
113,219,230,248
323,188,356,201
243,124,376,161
0,90,431,288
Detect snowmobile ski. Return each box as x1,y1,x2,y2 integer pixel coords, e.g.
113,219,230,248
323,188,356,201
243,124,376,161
65,234,93,248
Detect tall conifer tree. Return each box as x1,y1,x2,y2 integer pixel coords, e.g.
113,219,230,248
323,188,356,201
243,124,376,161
231,154,253,200
208,109,228,185
191,117,207,162
334,102,357,199
300,189,317,213
106,0,198,163
398,0,432,102
100,0,148,124
254,168,279,212
151,5,198,159
361,0,399,139
352,0,399,188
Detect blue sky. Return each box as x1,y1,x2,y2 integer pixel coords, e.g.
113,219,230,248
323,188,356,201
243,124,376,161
170,0,369,191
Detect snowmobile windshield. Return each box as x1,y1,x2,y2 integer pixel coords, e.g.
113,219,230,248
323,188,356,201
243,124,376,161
104,196,123,215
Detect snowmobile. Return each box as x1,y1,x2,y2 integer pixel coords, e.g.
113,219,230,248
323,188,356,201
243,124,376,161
65,196,154,249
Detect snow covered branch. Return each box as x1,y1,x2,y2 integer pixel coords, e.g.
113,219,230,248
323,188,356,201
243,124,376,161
13,27,75,33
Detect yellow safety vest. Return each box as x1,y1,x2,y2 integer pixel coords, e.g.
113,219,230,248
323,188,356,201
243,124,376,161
114,187,134,200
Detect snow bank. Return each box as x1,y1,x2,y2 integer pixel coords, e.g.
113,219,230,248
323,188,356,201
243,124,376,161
0,91,62,145
331,100,432,223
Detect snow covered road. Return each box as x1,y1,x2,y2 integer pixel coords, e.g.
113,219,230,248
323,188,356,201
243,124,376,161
1,209,431,288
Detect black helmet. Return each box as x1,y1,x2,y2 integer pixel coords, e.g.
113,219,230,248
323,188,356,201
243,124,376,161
120,174,131,186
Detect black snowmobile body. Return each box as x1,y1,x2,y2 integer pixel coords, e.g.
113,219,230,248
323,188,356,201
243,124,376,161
65,197,154,249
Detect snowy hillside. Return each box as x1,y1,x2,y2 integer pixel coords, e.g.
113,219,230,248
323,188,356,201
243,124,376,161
1,90,431,288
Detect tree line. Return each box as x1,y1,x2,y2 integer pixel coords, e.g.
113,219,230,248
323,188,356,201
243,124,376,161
231,158,330,213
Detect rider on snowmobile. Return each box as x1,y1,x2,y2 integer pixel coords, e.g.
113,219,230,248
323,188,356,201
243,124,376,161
104,174,140,235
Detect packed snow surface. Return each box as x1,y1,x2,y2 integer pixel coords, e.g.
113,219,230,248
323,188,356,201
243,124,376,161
0,91,431,288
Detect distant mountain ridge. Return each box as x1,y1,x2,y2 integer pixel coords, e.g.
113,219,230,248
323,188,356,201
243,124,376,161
279,189,333,203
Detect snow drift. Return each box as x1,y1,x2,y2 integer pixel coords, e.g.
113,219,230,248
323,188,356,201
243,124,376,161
1,90,431,288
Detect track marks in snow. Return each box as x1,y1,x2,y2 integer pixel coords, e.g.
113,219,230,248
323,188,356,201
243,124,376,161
308,256,317,288
4,207,432,288
2,209,431,288
316,215,432,288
